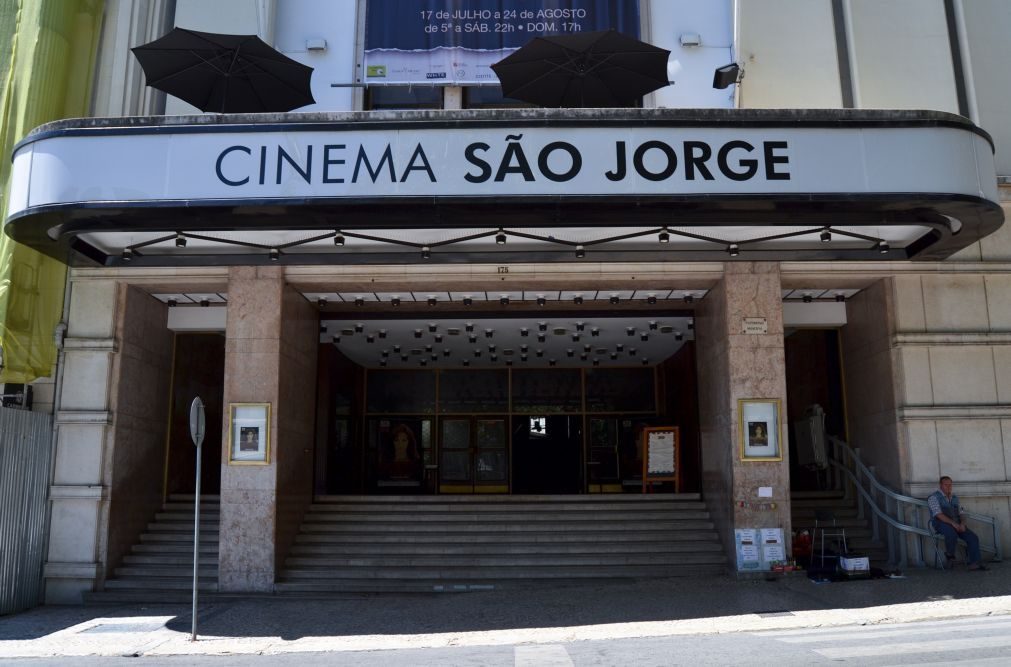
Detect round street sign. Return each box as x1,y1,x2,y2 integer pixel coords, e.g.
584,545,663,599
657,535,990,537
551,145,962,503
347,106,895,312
189,397,206,447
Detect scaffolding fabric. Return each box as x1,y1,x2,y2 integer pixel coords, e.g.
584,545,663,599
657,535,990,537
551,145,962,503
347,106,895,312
0,0,103,383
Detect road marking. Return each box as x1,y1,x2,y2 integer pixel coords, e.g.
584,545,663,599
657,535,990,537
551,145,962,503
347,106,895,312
881,657,1011,667
515,644,574,667
764,618,1011,643
815,634,1011,659
753,614,1011,638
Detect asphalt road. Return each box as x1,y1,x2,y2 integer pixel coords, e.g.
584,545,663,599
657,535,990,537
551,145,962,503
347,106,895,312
3,613,1011,666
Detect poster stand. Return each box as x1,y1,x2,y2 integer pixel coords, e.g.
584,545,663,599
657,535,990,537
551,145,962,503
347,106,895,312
641,426,679,493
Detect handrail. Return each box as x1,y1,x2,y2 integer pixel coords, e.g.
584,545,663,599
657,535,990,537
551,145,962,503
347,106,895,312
825,436,1003,567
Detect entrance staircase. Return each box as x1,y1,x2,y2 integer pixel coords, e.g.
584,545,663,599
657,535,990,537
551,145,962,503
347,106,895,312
84,494,219,603
275,494,726,593
790,489,888,564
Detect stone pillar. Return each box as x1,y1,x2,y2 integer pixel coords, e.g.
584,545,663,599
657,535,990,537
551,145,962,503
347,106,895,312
218,267,316,592
696,262,791,569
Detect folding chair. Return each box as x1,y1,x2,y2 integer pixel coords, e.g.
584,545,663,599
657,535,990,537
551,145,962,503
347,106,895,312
813,509,848,567
930,521,966,570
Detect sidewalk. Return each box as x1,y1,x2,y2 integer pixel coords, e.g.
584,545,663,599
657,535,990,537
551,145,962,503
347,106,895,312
1,565,1010,659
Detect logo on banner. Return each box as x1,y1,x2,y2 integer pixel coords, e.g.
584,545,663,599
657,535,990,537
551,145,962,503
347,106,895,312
366,65,387,78
426,72,447,79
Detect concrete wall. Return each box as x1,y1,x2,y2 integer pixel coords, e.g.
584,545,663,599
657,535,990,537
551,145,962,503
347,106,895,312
91,0,175,117
959,0,1011,176
849,0,958,112
736,0,843,109
842,273,1011,553
104,286,173,577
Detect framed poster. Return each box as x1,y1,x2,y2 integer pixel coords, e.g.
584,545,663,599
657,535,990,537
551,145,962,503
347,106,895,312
641,426,679,492
228,403,270,464
738,399,782,461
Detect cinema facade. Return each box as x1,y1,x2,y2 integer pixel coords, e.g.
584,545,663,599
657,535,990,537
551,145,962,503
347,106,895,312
5,1,1011,602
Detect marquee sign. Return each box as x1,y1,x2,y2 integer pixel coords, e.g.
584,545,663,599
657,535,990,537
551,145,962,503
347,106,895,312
3,109,1003,266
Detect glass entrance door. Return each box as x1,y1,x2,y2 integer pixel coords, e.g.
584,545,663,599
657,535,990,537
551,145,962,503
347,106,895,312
439,417,508,493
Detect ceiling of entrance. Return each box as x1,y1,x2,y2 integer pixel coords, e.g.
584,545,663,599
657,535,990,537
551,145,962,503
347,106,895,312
154,285,863,370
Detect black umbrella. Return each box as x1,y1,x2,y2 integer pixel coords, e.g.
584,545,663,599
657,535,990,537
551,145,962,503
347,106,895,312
132,28,315,113
490,30,670,108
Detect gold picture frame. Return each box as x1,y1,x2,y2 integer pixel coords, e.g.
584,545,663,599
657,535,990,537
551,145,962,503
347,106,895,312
738,398,783,461
227,402,271,465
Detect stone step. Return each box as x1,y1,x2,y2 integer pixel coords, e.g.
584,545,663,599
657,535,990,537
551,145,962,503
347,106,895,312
154,512,221,522
309,501,709,513
790,490,847,500
115,566,217,578
294,530,714,544
315,493,702,503
302,510,713,523
162,503,221,512
284,553,722,568
132,543,219,555
139,533,220,544
789,499,852,509
274,569,728,594
298,520,714,533
279,561,726,581
123,554,221,566
147,523,220,533
287,541,724,556
104,577,218,591
791,506,859,517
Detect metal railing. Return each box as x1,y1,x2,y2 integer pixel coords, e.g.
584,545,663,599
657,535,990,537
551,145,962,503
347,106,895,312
826,436,1003,568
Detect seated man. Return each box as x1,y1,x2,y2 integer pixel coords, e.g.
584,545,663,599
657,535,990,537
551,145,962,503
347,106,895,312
928,475,987,570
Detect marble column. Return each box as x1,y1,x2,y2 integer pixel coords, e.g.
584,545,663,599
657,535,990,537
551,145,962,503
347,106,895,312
218,267,316,592
696,262,791,569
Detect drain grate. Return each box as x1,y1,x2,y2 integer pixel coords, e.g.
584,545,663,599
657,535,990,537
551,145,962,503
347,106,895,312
754,610,795,618
81,621,166,634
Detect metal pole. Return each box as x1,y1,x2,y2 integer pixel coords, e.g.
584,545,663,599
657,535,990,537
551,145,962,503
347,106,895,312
191,441,202,642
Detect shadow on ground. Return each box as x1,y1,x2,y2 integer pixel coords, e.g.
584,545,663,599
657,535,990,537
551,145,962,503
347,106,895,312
1,566,1007,642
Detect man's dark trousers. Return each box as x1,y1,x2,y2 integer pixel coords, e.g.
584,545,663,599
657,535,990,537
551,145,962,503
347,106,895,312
932,520,982,564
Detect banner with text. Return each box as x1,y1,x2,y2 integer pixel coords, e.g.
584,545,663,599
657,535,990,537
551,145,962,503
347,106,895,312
363,0,640,85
